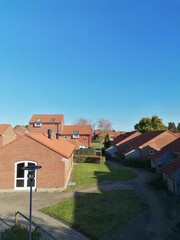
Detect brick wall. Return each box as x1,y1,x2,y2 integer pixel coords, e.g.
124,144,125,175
0,135,73,191
60,135,90,149
28,122,63,135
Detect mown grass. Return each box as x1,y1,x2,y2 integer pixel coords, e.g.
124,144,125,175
41,190,148,239
67,163,137,191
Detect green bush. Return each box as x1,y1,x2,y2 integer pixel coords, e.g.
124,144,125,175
75,148,96,156
73,155,106,164
148,173,167,191
106,152,124,161
1,224,41,240
123,157,151,169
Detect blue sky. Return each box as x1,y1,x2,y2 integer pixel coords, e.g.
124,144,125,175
0,0,180,131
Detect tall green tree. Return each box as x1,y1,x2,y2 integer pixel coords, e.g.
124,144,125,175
168,122,177,132
104,133,110,148
134,115,167,133
177,123,180,132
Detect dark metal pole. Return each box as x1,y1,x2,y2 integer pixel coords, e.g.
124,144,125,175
29,178,33,240
21,165,41,240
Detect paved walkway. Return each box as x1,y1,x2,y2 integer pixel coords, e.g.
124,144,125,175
0,161,180,239
0,191,89,239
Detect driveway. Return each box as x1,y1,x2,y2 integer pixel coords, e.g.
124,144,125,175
103,161,180,240
0,162,180,240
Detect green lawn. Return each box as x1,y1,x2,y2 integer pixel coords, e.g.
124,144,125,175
41,190,148,239
67,163,137,191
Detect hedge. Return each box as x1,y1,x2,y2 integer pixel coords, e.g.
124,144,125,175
73,155,106,164
0,224,42,240
123,157,151,169
75,148,96,156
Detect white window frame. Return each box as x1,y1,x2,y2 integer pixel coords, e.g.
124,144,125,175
14,161,37,191
34,122,42,127
72,134,79,139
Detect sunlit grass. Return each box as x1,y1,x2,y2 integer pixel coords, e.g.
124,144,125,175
67,163,137,191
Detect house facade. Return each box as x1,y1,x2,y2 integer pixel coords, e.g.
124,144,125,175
0,133,75,192
106,131,141,157
28,114,64,136
28,114,92,149
61,125,92,149
161,157,180,195
121,131,178,160
150,138,180,171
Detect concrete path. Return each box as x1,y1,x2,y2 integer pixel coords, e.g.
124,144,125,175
0,161,180,240
0,191,90,239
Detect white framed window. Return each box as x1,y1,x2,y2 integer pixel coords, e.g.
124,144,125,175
34,118,42,127
14,161,37,191
73,130,79,138
79,146,86,149
64,136,67,139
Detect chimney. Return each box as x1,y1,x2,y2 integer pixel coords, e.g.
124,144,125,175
56,123,60,139
47,129,52,139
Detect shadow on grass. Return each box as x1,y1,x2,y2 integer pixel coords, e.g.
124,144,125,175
40,162,147,239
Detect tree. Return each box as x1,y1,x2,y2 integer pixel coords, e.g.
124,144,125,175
104,133,111,148
168,122,177,132
177,123,180,132
73,117,95,130
134,115,167,133
97,118,113,132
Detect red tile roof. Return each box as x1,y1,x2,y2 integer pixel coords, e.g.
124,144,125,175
62,125,92,135
161,157,180,174
122,130,178,155
150,138,180,160
27,133,75,158
0,124,11,135
29,114,64,123
174,133,180,137
115,131,141,146
14,126,29,136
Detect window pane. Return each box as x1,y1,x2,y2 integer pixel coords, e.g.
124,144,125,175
17,163,25,178
28,162,35,167
16,180,24,187
27,179,35,187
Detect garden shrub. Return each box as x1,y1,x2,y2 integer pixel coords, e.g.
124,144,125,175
123,157,151,169
148,173,167,191
1,224,41,240
75,148,96,156
106,152,124,161
73,155,106,164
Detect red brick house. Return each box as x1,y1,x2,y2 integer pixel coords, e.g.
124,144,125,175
93,130,123,142
0,133,75,192
0,124,16,147
61,125,92,149
106,131,141,157
28,114,92,150
150,137,180,171
161,157,180,195
28,114,64,137
14,125,29,137
119,130,178,160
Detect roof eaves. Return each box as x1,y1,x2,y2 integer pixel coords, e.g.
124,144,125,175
27,134,74,158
